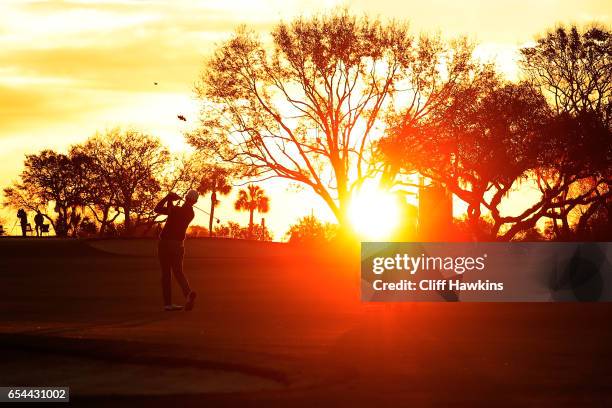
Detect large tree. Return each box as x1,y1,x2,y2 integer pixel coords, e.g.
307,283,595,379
379,80,555,240
78,128,170,236
189,11,414,228
378,37,498,189
520,25,612,238
3,150,91,237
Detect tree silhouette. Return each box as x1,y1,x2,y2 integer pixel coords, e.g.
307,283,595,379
213,220,272,241
79,128,169,236
520,25,611,126
189,10,414,229
3,150,91,237
285,214,337,244
533,111,612,239
520,25,612,239
197,165,232,237
379,80,554,240
234,185,269,238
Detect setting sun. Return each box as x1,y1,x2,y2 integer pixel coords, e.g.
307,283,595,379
348,187,400,240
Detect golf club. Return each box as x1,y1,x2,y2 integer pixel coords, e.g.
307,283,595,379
176,197,221,224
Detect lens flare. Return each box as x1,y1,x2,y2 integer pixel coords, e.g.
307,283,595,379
348,187,399,240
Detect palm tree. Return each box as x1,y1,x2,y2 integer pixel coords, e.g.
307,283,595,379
197,166,232,237
234,185,270,238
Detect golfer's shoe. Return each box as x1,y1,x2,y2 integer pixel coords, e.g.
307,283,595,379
164,304,183,312
184,291,197,311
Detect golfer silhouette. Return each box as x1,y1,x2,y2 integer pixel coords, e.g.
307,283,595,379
154,190,199,312
16,208,28,237
34,211,44,237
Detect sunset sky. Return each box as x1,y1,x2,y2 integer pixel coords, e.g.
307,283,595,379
0,0,609,237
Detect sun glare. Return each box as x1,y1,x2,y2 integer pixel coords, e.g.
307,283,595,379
348,187,400,241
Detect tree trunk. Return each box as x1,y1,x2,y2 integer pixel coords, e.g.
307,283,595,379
99,206,110,237
124,205,131,236
331,185,352,237
209,191,216,237
551,217,561,239
56,207,69,237
248,209,254,239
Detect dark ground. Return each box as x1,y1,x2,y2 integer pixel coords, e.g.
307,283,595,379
0,238,611,407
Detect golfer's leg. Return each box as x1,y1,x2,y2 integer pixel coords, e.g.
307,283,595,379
158,243,172,306
172,245,191,298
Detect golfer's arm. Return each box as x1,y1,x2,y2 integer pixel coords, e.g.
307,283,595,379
154,197,170,215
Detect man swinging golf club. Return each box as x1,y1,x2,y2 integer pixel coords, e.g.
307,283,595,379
154,190,199,312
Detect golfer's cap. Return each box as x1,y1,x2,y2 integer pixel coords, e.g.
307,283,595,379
185,189,199,203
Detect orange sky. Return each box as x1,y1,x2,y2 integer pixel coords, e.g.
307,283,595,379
0,0,610,237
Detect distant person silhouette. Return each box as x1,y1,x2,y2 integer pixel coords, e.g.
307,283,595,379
34,211,44,237
16,208,28,237
154,190,199,312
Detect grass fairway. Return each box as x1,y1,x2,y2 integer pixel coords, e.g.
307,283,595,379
0,238,611,406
